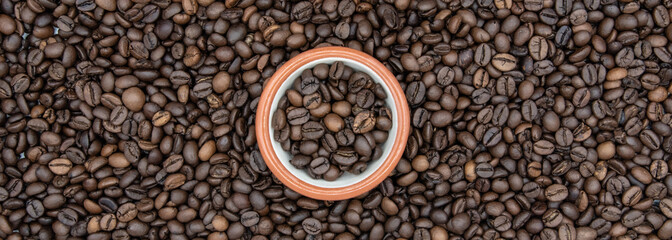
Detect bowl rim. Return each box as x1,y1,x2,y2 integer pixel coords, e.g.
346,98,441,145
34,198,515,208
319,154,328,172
255,46,410,200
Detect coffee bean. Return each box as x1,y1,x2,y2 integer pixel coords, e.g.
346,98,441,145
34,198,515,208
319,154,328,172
519,183,538,200
26,199,45,218
601,205,621,222
622,186,643,206
405,81,426,106
521,100,538,121
660,198,672,218
474,44,492,66
621,210,644,228
11,73,29,93
545,184,569,201
436,67,455,87
338,0,356,17
109,106,129,126
475,163,494,178
116,203,138,223
555,25,572,46
353,111,376,134
48,158,73,175
473,69,489,89
152,111,171,127
572,87,591,108
336,129,356,146
76,0,96,11
287,108,310,125
528,36,549,61
58,208,79,226
122,87,145,112
301,121,325,140
163,173,186,190
300,76,320,95
99,213,117,231
302,218,322,235
240,211,260,227
193,81,213,98
492,215,512,231
524,0,543,11
555,127,573,147
329,61,345,81
292,1,313,24
333,148,358,166
641,129,661,150
543,208,563,227
356,89,375,108
492,53,517,71
309,157,330,175
533,140,555,155
651,160,668,179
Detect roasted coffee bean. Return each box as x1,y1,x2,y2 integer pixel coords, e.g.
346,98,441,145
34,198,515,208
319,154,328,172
492,53,517,71
151,111,171,127
58,208,79,226
545,184,569,201
533,140,555,155
555,25,572,46
240,211,260,227
302,218,322,235
301,121,326,140
99,214,117,231
116,203,138,223
622,186,643,206
309,157,330,175
48,158,73,175
528,36,549,61
292,1,313,24
300,76,320,95
75,0,96,11
333,148,358,166
353,111,376,134
287,108,310,125
26,199,44,218
474,44,492,66
406,81,426,106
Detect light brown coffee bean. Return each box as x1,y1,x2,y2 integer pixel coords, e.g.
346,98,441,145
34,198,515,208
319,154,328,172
491,53,517,71
545,184,569,201
48,158,73,175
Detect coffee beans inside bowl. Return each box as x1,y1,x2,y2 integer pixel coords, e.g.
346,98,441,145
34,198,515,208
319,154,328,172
272,61,392,180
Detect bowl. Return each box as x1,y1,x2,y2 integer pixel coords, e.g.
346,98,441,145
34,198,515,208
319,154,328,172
255,47,410,200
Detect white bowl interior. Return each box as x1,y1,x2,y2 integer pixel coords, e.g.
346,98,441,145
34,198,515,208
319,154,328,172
269,57,399,188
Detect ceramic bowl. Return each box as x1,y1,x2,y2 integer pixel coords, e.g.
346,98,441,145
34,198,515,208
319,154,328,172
255,47,410,200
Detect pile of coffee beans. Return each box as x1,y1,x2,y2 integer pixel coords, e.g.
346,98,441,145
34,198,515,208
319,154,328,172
272,61,391,180
2,0,672,239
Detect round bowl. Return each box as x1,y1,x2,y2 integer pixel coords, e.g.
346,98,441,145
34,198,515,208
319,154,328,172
256,47,410,200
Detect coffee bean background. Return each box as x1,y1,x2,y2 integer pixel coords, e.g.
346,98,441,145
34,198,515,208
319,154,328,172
0,0,672,239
